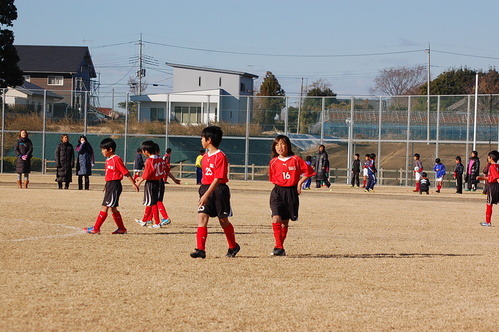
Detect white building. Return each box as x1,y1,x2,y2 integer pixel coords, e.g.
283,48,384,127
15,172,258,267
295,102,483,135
131,63,258,124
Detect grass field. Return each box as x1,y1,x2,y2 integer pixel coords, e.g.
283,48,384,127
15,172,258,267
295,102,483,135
0,174,498,331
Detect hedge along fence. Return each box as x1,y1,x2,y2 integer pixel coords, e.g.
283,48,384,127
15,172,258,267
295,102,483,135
1,157,43,172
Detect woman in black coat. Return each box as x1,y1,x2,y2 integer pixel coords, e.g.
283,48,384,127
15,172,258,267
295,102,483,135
75,135,94,190
314,144,331,188
55,134,75,189
465,150,480,191
14,129,33,189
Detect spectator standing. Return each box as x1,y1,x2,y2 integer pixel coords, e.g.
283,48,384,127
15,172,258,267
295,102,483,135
75,135,94,190
14,129,33,189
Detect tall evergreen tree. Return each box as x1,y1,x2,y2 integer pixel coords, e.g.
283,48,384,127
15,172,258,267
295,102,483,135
254,71,285,125
0,0,23,88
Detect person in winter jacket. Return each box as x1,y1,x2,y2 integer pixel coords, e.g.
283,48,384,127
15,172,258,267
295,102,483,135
314,144,330,188
76,135,94,190
14,129,33,189
465,151,480,191
55,134,75,189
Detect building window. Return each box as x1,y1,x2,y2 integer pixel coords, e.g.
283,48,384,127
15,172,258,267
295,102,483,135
198,77,202,87
240,83,246,92
23,75,30,82
173,106,201,124
150,107,165,121
48,76,64,86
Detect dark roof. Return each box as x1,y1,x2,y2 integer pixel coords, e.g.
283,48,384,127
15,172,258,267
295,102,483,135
14,81,63,99
166,62,258,79
15,45,96,77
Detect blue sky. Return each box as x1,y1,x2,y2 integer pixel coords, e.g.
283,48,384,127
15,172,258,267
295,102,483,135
12,0,499,97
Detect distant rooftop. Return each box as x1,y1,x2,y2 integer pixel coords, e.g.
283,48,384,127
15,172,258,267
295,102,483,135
15,45,96,77
166,62,258,79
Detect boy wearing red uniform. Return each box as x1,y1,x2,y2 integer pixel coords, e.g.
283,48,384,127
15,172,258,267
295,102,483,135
135,140,163,228
477,150,499,227
191,126,240,259
84,138,139,234
269,135,315,256
155,144,180,227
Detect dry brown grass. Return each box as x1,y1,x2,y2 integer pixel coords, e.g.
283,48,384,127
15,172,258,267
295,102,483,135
0,174,498,331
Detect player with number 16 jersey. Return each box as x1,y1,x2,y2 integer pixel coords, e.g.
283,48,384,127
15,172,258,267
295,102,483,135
269,154,315,187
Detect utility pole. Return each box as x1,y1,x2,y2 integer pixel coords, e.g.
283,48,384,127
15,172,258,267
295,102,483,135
297,77,303,133
426,43,430,144
138,33,143,96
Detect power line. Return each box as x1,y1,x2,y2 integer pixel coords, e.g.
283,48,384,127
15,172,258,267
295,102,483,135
144,40,424,58
433,49,499,60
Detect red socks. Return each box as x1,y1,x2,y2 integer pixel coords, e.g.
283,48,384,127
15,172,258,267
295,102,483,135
223,223,237,249
157,201,169,220
112,212,126,230
437,184,442,191
196,227,208,250
486,204,492,223
272,223,287,249
415,182,420,191
142,205,152,222
93,211,108,231
151,205,160,225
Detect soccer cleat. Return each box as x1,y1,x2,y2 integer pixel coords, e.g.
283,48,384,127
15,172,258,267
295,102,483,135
160,218,171,226
271,247,286,256
111,228,127,234
190,249,206,259
135,219,146,227
146,220,153,226
436,190,440,193
480,222,491,227
226,243,241,258
84,226,100,234
150,223,162,229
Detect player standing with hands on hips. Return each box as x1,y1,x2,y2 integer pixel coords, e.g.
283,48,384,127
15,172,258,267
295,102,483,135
268,135,315,256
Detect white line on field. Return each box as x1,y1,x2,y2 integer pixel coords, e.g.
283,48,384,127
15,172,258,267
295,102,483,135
0,218,85,242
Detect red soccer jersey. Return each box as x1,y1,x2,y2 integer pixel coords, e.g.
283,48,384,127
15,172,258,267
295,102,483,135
142,155,164,181
159,157,171,182
488,163,499,183
269,155,316,187
104,154,130,181
201,150,229,185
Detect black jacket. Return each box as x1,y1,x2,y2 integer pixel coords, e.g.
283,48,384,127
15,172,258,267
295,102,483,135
14,137,33,173
55,142,75,182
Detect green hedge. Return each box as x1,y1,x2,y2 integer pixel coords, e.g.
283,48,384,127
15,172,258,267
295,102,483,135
2,157,43,172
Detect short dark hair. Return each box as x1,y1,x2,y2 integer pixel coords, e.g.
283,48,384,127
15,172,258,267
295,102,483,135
370,153,376,159
141,140,156,154
137,148,143,153
422,172,428,177
166,148,172,154
488,150,499,163
414,153,420,159
271,135,294,158
435,158,440,163
199,149,205,154
456,156,461,162
355,153,360,157
365,154,370,158
100,138,116,151
201,126,223,148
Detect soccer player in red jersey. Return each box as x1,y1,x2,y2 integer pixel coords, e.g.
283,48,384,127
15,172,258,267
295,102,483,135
84,138,139,234
476,150,499,227
190,126,240,259
268,135,315,256
153,144,180,227
134,140,163,228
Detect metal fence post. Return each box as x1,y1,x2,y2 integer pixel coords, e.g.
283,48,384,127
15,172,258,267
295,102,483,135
1,88,5,174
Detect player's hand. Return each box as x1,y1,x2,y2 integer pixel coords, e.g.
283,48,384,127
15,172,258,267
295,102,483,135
133,183,139,192
198,195,208,209
174,179,181,185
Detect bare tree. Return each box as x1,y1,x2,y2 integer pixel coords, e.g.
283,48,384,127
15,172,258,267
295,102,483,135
370,65,427,96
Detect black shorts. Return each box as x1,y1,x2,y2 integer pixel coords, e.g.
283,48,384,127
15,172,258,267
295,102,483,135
487,182,499,205
270,185,299,221
198,183,232,218
158,179,165,202
102,180,122,208
143,180,160,206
